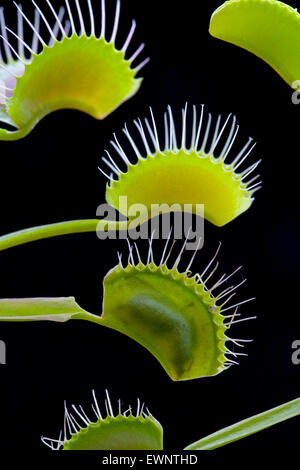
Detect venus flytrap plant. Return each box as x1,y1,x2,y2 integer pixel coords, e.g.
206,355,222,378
209,0,300,88
0,0,148,140
0,104,262,251
0,237,256,381
42,391,300,450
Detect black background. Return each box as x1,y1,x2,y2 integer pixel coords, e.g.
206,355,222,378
0,0,299,457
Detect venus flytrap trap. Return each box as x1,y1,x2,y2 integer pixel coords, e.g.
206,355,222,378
100,103,261,227
42,391,300,450
0,0,148,140
210,0,300,88
42,390,164,450
0,236,256,381
0,104,262,251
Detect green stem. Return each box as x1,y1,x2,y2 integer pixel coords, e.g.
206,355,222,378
0,219,130,251
184,396,300,450
0,296,103,324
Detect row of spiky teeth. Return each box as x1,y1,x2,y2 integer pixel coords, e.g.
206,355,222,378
121,231,255,315
99,103,262,195
41,389,151,450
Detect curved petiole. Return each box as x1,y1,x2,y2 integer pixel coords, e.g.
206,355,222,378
0,218,131,251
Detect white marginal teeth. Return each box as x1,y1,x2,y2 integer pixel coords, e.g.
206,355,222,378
100,105,260,195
